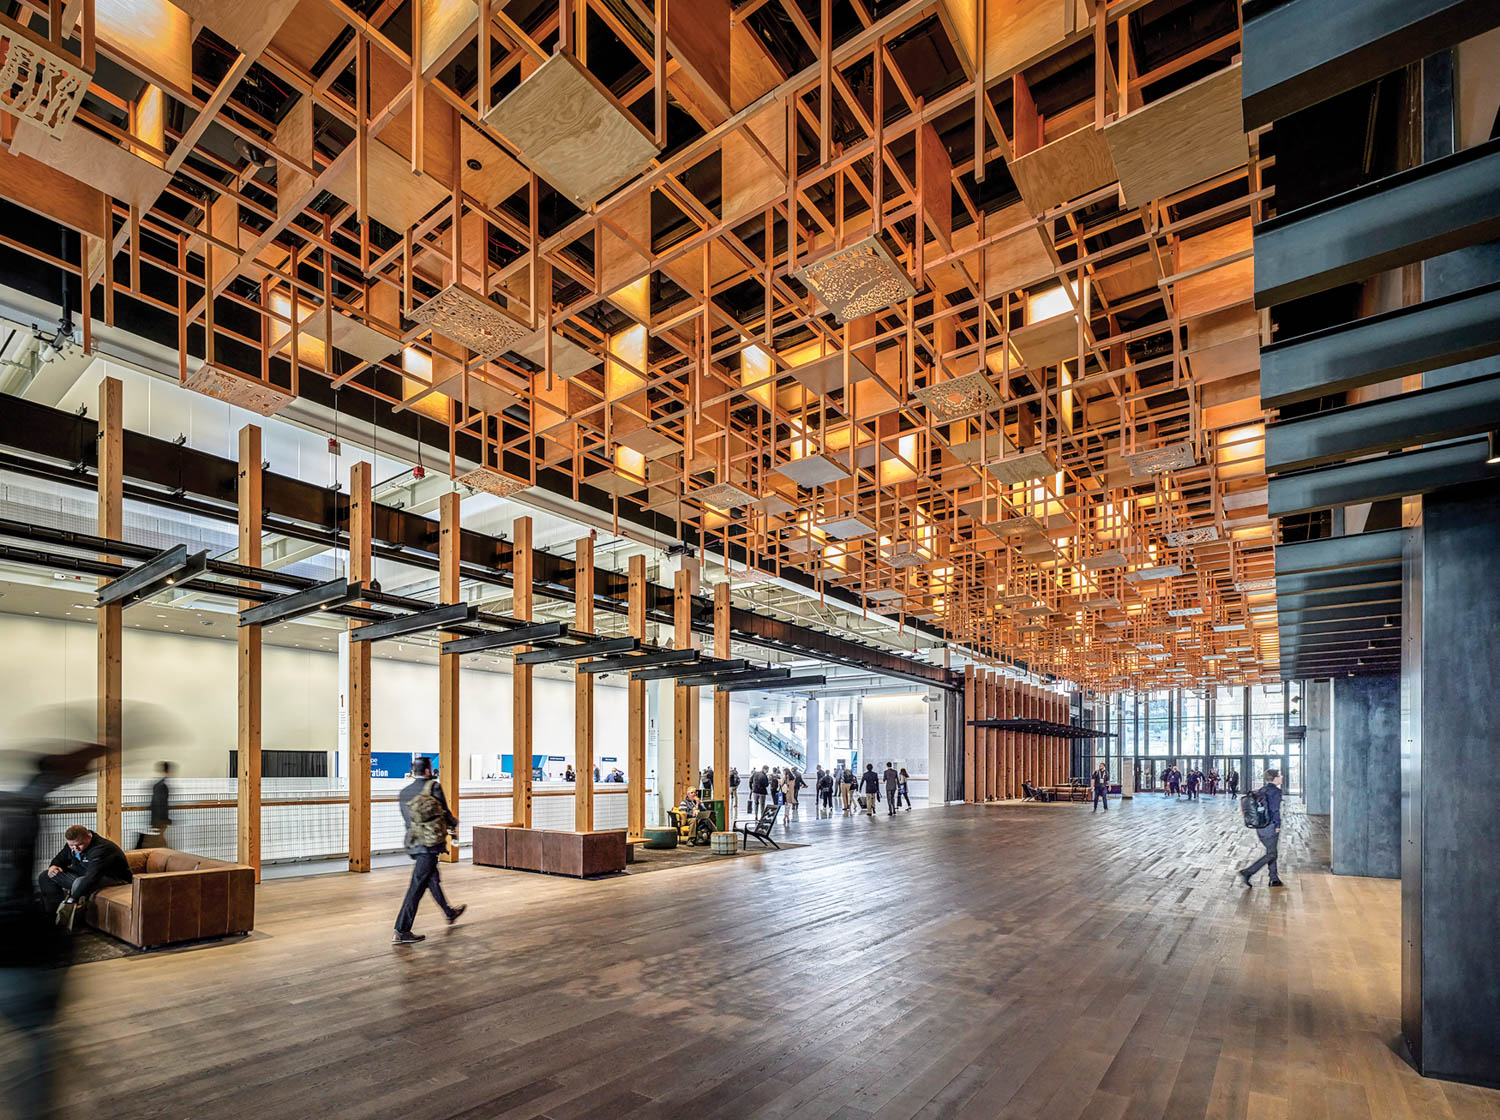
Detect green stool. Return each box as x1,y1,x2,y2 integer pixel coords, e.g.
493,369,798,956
642,827,678,850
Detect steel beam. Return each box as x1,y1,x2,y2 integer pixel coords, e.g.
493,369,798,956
349,602,477,643
238,578,365,627
1275,529,1406,576
576,648,696,674
1255,138,1500,307
632,657,742,681
1267,373,1500,472
1241,0,1500,129
676,666,791,688
1276,564,1403,598
96,545,208,608
1269,438,1497,517
716,674,825,692
515,636,639,664
1260,282,1500,408
440,620,567,655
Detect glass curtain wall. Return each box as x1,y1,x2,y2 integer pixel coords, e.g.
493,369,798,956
1112,682,1306,798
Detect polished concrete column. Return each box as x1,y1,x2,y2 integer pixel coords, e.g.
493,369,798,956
1403,480,1500,1085
1302,680,1331,817
1331,673,1400,879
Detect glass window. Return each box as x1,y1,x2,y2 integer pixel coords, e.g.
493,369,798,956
1248,685,1283,754
1180,690,1207,758
1147,690,1172,756
1214,686,1244,755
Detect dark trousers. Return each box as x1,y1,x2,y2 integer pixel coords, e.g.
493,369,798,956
395,852,456,933
36,868,124,912
886,788,898,813
751,792,765,816
1242,826,1280,882
896,786,912,809
1093,788,1108,811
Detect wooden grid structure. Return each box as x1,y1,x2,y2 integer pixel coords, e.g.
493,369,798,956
0,0,1277,692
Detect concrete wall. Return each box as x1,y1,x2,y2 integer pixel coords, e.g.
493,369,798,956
1303,679,1332,816
1330,673,1400,879
861,693,929,778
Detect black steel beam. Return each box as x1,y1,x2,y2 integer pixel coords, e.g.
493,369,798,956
238,578,365,627
1275,529,1406,576
1254,138,1500,308
1276,564,1402,598
440,621,567,655
1274,586,1402,613
1267,373,1500,472
96,545,208,608
632,657,742,681
1241,0,1500,129
0,396,957,689
716,674,825,692
515,637,639,664
349,603,477,644
676,667,791,688
1260,282,1500,409
1268,438,1496,517
576,648,695,674
1278,600,1400,625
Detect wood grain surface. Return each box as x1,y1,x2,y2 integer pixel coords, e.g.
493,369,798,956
50,798,1500,1119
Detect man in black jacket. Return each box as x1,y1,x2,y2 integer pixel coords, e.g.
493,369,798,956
38,825,132,931
1239,769,1285,888
749,766,769,816
860,764,881,816
1091,764,1109,812
144,760,173,847
393,757,466,945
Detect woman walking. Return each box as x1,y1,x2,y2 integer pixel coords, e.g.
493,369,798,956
781,768,798,820
896,767,913,811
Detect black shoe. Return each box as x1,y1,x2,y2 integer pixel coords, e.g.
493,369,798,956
446,904,467,925
392,931,426,945
1269,880,1286,887
1238,871,1252,888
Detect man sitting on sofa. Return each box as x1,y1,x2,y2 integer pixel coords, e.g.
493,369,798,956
38,825,132,931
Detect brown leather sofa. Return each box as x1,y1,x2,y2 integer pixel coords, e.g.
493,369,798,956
86,848,255,949
472,825,626,877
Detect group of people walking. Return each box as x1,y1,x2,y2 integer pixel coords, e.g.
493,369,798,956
725,761,913,819
1160,763,1238,800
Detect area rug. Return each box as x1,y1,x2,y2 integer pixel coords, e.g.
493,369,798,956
624,840,806,876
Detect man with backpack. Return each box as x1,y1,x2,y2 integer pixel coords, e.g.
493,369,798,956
1238,768,1285,888
393,757,466,944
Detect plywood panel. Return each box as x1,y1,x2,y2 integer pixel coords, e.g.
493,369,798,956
173,0,300,53
420,0,478,79
1007,125,1116,216
0,151,107,239
460,123,528,209
1010,309,1078,368
729,18,783,110
11,121,172,210
483,51,659,210
269,0,346,73
919,122,954,253
325,137,449,233
1174,217,1253,320
667,0,731,125
938,0,1089,83
1105,63,1248,208
95,0,193,94
721,98,787,227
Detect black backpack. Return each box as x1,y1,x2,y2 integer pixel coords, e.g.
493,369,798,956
1241,790,1270,829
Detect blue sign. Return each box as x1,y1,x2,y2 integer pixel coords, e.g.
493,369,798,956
601,757,618,763
370,752,411,779
547,755,566,762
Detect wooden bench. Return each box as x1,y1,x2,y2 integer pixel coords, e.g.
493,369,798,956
472,824,627,877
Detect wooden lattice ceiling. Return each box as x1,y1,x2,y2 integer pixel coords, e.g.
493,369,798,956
0,0,1278,690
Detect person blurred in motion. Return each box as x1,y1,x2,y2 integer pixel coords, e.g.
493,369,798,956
2,742,106,1117
140,760,173,848
38,825,132,933
393,756,465,945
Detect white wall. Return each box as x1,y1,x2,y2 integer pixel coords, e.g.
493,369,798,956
0,613,656,780
861,693,929,777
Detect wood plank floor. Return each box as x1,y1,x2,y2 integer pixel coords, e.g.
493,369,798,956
41,797,1500,1119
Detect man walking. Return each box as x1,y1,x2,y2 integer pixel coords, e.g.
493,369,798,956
882,762,900,816
750,766,769,816
143,761,173,848
1227,767,1239,797
860,764,881,816
1239,768,1285,888
393,757,465,944
1091,763,1109,812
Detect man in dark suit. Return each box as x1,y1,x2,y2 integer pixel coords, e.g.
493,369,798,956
1239,769,1285,887
1091,764,1109,812
38,825,132,931
393,757,466,945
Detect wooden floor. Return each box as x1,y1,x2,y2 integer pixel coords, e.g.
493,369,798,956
43,797,1500,1119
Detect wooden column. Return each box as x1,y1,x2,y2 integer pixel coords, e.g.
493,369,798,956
963,667,977,802
512,515,534,827
347,461,373,872
986,671,998,801
979,670,990,801
236,424,263,879
1004,677,1016,799
672,563,699,803
96,376,123,843
626,554,646,838
712,582,731,814
1026,684,1038,788
573,534,595,832
438,491,461,861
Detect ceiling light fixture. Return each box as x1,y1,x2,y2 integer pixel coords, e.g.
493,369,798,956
1488,429,1500,466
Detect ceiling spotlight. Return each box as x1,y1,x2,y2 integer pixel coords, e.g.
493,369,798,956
1384,616,1396,628
1487,429,1500,466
